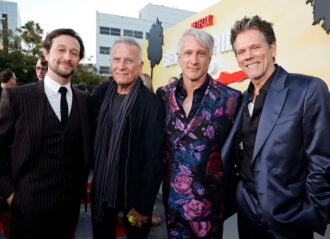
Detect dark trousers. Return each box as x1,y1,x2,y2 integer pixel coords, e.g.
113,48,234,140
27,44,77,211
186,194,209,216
236,180,275,239
237,209,275,239
0,211,11,239
92,206,151,239
10,202,80,239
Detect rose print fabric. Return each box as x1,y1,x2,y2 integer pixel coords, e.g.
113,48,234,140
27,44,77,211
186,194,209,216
157,78,240,239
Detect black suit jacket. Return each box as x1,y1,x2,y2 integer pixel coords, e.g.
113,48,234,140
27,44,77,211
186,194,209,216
0,80,90,212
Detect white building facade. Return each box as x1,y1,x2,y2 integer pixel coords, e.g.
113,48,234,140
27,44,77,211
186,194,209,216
96,4,195,75
0,0,21,33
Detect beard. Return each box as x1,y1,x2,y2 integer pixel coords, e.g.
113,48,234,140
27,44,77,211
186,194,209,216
49,63,76,79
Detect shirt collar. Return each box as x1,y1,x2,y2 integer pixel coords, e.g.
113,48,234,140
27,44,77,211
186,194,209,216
44,74,72,96
176,74,210,97
247,65,278,95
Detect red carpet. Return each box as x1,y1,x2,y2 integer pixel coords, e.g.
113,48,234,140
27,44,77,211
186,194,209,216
73,222,125,239
116,222,126,237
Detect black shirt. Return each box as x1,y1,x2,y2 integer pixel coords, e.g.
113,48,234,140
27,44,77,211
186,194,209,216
239,66,278,182
110,91,127,208
175,75,209,123
111,91,126,127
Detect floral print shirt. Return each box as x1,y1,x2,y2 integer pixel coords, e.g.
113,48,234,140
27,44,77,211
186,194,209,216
157,77,240,238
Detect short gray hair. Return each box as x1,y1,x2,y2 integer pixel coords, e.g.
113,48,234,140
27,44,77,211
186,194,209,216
112,36,142,62
177,28,214,56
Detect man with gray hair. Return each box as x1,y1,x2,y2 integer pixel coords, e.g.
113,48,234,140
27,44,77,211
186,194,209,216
91,36,164,239
156,28,241,238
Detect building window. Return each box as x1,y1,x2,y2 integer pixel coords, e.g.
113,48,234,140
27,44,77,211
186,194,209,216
100,27,121,36
100,26,110,35
99,66,110,75
100,46,111,55
2,14,8,21
123,29,133,37
110,28,120,36
134,31,143,39
124,29,143,39
146,32,149,40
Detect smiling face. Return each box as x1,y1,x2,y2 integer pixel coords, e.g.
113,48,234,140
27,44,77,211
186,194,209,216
234,29,276,86
44,34,80,83
178,34,211,84
110,43,143,94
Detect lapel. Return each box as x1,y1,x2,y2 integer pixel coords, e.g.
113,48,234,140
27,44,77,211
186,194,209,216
167,78,224,139
221,91,247,175
183,78,215,135
26,81,45,150
167,86,186,139
73,87,89,164
252,66,288,164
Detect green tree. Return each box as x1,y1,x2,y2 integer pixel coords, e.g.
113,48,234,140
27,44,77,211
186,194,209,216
1,19,10,53
72,63,107,92
17,20,43,57
0,20,41,84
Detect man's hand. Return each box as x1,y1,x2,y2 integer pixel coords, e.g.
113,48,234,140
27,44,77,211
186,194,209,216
7,193,14,207
126,208,149,228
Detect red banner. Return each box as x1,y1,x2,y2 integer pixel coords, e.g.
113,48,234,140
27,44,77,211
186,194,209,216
191,15,214,29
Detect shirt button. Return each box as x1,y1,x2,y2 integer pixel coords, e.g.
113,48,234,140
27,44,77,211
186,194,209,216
272,168,279,173
276,190,282,196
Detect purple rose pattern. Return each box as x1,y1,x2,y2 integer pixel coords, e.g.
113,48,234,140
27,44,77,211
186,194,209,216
158,77,240,238
183,199,211,219
188,221,211,237
173,172,193,195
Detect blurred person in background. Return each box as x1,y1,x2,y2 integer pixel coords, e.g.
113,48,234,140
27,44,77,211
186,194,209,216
35,54,48,81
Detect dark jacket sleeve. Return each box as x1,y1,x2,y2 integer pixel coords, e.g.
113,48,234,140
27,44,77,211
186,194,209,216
135,92,165,216
297,78,330,234
89,80,111,170
0,88,16,200
222,91,242,220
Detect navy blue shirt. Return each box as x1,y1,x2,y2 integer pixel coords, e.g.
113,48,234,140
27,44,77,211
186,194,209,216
175,75,210,123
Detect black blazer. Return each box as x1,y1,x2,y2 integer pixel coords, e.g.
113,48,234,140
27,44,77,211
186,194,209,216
91,79,164,217
0,80,90,211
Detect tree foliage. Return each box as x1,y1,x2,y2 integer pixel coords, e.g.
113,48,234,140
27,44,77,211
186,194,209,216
72,63,107,92
0,20,43,84
17,21,43,57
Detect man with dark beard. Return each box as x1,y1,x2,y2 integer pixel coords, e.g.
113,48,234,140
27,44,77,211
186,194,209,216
0,28,90,239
